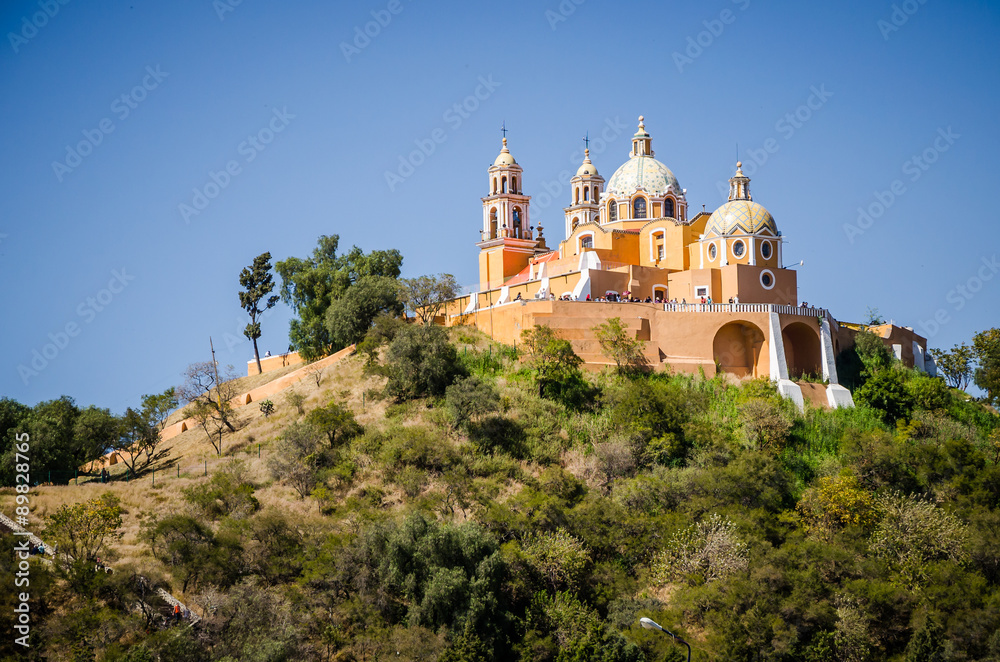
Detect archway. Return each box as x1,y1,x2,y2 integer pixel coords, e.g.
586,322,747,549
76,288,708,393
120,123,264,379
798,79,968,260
782,321,822,379
713,321,766,378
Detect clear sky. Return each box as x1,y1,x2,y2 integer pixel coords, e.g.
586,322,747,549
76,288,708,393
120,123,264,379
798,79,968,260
1,0,998,413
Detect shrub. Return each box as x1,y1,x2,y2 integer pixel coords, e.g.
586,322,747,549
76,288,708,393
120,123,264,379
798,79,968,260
651,513,749,586
445,376,499,429
855,369,914,424
381,325,467,400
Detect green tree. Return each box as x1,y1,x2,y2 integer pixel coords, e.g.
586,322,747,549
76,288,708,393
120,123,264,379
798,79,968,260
239,251,280,374
905,616,945,662
0,397,110,484
855,368,914,424
400,273,460,325
855,328,894,378
445,376,499,430
593,317,648,375
143,514,239,592
44,492,124,565
306,400,363,448
521,529,591,593
930,342,974,390
520,325,586,404
110,407,156,477
276,234,402,360
380,325,467,400
325,274,404,348
267,421,324,497
973,328,1000,406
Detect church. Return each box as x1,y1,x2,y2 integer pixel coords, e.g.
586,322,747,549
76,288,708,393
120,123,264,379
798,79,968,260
437,116,935,410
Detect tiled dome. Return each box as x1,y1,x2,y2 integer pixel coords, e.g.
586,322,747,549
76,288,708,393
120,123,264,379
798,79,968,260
706,200,777,236
606,155,679,197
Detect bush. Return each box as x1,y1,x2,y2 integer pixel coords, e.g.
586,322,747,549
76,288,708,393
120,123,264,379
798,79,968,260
381,325,467,401
855,369,914,424
445,376,499,429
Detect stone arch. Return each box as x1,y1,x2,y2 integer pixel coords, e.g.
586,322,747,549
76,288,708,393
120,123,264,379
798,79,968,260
782,321,822,379
713,321,766,378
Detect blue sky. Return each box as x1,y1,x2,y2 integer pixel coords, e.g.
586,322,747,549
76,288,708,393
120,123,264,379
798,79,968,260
1,0,997,413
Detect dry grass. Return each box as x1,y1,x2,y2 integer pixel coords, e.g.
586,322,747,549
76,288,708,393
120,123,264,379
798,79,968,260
0,331,534,602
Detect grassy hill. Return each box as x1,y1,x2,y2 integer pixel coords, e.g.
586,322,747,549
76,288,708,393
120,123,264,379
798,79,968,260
2,325,999,661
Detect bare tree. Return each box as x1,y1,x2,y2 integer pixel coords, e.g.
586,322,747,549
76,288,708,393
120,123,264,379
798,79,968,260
179,361,241,455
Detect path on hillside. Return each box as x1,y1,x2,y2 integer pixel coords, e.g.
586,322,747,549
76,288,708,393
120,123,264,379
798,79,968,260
0,511,201,624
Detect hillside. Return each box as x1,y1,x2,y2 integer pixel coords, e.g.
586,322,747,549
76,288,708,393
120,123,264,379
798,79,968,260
2,325,1000,661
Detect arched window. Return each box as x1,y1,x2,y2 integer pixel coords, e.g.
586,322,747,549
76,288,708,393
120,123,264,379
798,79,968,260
593,186,598,201
492,178,497,194
513,207,522,236
511,176,517,193
501,177,507,194
664,198,675,218
572,217,579,230
633,197,647,219
584,188,589,202
609,202,617,222
580,235,593,250
489,208,498,239
575,188,579,204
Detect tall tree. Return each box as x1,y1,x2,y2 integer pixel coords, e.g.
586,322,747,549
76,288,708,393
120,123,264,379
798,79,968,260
400,274,460,325
276,235,403,360
973,328,1000,406
239,252,280,374
930,343,974,390
325,275,404,349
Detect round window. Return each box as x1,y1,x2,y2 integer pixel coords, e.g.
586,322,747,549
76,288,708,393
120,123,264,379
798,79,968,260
708,243,717,260
732,240,745,258
760,269,775,290
760,241,772,259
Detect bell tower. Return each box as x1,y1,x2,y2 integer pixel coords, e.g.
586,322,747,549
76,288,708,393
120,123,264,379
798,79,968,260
478,128,542,291
564,134,605,237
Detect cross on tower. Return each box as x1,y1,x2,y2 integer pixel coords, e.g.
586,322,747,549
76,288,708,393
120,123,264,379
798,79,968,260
500,121,507,139
583,131,590,150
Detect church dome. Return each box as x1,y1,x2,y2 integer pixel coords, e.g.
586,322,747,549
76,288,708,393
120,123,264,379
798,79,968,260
493,137,517,166
606,155,679,197
576,148,599,177
706,199,777,236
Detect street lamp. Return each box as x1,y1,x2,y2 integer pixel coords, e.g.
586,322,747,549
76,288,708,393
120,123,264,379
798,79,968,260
639,617,691,662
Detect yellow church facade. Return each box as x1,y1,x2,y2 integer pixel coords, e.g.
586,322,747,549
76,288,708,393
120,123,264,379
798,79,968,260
439,117,935,410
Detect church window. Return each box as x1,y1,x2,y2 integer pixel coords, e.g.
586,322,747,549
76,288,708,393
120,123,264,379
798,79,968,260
490,208,498,239
513,207,522,231
593,186,598,200
584,187,589,202
502,177,507,193
575,188,580,204
581,236,593,249
760,270,775,289
633,197,647,219
760,241,772,259
658,245,665,260
512,176,517,193
708,243,717,260
609,202,617,222
664,198,675,218
492,178,497,194
572,217,579,230
732,240,745,258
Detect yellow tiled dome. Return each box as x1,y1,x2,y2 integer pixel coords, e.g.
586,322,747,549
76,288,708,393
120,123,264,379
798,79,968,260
706,200,777,236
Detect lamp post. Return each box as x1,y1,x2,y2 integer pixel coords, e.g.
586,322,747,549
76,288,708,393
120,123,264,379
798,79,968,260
640,617,691,662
